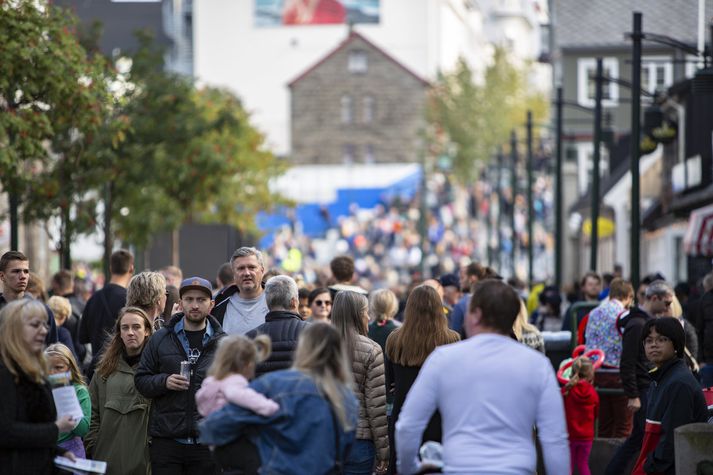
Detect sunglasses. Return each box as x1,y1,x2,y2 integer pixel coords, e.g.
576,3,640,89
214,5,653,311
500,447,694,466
314,300,332,307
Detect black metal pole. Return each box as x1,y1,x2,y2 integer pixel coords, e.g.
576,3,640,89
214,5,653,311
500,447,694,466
591,58,603,272
555,87,564,290
103,182,113,283
526,111,534,285
496,147,504,274
510,130,518,278
9,191,19,251
630,12,642,291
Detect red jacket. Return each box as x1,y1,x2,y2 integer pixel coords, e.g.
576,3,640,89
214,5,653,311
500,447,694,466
562,380,600,440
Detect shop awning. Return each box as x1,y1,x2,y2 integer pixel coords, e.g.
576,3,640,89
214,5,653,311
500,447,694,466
683,203,713,256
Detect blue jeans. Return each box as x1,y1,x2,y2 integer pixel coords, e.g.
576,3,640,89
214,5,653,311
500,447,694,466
344,439,375,475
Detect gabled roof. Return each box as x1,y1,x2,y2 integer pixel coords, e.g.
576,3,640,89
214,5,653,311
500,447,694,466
287,30,430,88
553,0,712,50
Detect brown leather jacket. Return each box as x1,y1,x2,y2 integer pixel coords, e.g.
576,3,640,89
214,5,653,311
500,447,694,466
351,334,389,461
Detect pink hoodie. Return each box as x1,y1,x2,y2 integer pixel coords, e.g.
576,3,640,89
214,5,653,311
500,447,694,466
196,374,279,417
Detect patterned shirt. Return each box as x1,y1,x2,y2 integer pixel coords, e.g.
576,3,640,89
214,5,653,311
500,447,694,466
584,299,626,367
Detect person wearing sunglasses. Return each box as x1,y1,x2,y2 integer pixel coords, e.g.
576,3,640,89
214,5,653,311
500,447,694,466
308,288,332,323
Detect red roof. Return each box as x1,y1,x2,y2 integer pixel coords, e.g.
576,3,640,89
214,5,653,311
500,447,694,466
287,30,430,88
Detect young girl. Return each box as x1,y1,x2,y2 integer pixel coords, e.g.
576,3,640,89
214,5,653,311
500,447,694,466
561,356,599,475
45,343,91,459
196,334,279,474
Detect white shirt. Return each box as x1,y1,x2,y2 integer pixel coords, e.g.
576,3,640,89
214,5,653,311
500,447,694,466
222,292,268,335
395,333,570,475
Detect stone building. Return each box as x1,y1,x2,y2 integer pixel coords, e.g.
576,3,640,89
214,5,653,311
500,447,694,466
289,31,429,165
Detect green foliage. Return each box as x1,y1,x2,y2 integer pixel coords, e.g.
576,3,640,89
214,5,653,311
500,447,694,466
427,48,549,183
104,35,289,249
0,1,105,188
1,5,287,255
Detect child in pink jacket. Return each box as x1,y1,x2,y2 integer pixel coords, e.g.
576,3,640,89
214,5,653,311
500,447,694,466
196,334,278,474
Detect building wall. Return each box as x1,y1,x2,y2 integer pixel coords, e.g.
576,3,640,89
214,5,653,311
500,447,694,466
194,0,488,155
290,36,427,165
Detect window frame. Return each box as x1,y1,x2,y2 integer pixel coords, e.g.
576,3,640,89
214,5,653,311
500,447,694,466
577,57,619,108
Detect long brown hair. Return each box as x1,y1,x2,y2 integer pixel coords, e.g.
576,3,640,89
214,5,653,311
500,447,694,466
293,322,354,430
95,307,153,379
331,291,368,363
386,285,460,366
0,300,48,384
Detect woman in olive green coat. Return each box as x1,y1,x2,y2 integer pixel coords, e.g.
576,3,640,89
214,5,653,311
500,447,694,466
85,307,153,474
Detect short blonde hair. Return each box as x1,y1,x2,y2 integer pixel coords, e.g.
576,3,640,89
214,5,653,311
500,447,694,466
47,296,72,322
0,300,48,383
126,272,167,314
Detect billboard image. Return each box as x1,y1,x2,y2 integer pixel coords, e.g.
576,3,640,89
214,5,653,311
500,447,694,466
255,0,379,27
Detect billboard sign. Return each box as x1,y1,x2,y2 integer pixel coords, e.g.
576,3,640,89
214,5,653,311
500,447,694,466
255,0,379,27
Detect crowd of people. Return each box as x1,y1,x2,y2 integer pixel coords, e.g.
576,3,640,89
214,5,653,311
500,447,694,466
265,166,554,292
0,246,711,474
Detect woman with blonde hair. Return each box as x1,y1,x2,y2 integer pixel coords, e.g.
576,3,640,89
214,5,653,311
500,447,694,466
85,307,153,475
368,289,401,354
45,343,91,458
126,271,167,328
332,290,389,475
384,285,460,474
200,322,358,474
0,300,76,473
513,300,545,353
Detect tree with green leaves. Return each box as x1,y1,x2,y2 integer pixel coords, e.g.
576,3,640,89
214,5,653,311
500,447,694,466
427,48,549,183
0,0,108,255
103,34,288,264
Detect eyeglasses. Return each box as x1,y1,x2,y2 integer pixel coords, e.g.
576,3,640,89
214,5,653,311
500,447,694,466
314,300,332,307
644,335,671,346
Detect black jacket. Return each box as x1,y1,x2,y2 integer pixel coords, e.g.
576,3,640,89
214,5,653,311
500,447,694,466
385,357,443,475
0,364,62,474
643,358,708,475
79,284,127,357
134,313,225,439
246,310,308,377
696,290,713,363
617,306,655,398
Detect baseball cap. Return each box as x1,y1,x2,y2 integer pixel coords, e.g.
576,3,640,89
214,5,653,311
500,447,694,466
438,273,460,289
179,277,213,298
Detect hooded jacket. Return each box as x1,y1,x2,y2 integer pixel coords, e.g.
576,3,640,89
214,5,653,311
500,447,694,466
561,380,599,440
617,306,655,398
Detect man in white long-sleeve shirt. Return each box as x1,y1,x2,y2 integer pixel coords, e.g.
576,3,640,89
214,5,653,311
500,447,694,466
395,280,570,475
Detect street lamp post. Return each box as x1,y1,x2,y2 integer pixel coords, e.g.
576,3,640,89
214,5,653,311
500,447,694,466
554,87,564,289
590,58,604,272
630,12,643,290
496,147,504,273
526,111,534,285
510,130,518,278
